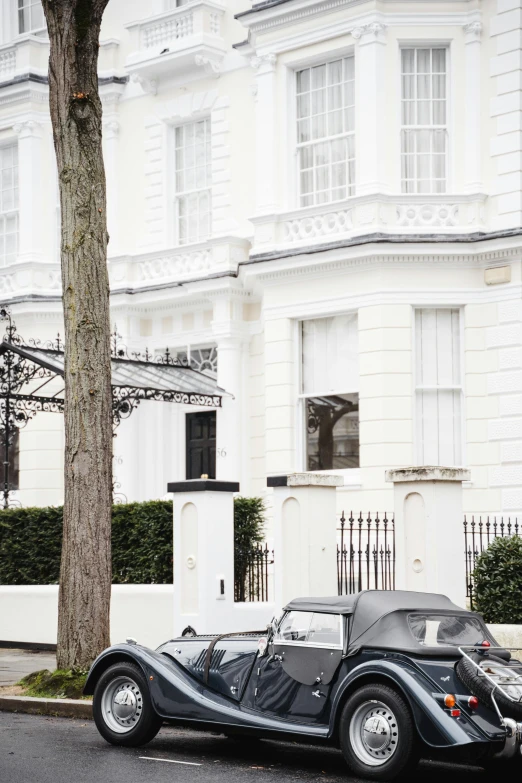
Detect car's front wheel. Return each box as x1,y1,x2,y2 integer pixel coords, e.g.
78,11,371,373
93,661,162,746
339,684,419,781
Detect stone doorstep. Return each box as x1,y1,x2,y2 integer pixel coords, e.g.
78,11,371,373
0,695,92,720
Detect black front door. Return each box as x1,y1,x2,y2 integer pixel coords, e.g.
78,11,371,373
186,411,216,479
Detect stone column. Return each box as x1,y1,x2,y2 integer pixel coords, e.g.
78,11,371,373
386,467,471,607
169,479,238,636
268,473,343,608
251,53,278,213
463,22,483,193
351,23,387,196
14,120,43,264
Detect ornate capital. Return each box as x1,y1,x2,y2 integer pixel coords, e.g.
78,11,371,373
250,52,277,73
351,21,387,44
463,21,482,43
103,120,120,139
13,119,42,139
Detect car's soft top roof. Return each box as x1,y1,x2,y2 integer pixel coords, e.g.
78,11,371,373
284,590,461,619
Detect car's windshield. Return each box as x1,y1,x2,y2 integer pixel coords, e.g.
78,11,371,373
408,614,487,646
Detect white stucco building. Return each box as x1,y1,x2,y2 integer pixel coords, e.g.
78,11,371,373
0,0,521,518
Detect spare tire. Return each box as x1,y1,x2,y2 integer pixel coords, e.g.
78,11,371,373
456,652,522,721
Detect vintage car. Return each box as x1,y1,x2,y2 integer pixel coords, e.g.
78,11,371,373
84,590,522,781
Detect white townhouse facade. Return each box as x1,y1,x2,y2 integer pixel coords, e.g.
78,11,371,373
0,0,521,518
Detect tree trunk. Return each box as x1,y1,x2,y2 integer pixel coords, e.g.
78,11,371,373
42,0,113,670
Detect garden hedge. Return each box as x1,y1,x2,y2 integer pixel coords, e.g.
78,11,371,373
0,501,173,585
0,497,266,586
473,535,522,624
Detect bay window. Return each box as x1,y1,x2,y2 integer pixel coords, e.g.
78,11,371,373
18,0,45,34
0,144,18,266
300,315,359,471
415,309,463,465
401,47,447,194
173,119,211,246
296,56,355,207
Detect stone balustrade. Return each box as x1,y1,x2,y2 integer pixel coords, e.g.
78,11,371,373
251,193,489,253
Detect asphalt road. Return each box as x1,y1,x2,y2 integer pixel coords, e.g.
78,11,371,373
0,711,489,783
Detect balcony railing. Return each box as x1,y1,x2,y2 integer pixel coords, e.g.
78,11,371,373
125,2,226,84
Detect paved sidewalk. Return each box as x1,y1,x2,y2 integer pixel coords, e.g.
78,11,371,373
0,647,56,686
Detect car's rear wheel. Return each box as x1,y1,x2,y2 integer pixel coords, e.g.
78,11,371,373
340,684,419,781
93,661,162,746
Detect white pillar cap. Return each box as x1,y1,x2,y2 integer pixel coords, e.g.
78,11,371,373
267,473,343,488
385,466,471,483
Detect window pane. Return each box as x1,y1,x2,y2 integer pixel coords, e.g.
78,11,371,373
174,120,211,245
306,393,359,470
306,613,341,645
0,143,19,266
401,47,447,193
297,56,354,206
277,612,312,641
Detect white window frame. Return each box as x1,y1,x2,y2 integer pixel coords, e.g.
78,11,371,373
170,118,212,247
0,141,19,267
413,306,465,467
16,0,46,36
293,54,355,209
297,313,360,479
400,44,449,195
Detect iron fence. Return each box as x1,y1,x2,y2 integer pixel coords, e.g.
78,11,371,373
337,512,395,595
234,543,274,603
464,515,521,608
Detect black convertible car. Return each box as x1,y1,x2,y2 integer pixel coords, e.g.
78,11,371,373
84,590,522,781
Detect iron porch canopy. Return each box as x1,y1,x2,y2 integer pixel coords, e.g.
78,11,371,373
0,341,226,423
0,307,228,507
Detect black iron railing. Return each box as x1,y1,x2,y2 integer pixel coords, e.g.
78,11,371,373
337,512,395,595
464,515,521,608
234,543,273,603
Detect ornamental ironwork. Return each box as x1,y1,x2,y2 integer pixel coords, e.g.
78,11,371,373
0,306,225,508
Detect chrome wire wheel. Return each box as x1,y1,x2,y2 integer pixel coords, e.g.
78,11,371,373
349,699,399,767
100,676,144,734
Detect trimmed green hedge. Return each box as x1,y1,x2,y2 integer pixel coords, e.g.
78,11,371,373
0,497,266,587
473,535,522,624
0,501,173,585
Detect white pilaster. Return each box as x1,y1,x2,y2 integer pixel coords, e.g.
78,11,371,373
212,294,250,485
463,22,483,193
251,53,278,213
14,120,43,264
352,23,387,196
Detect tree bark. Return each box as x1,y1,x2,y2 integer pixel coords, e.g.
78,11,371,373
42,0,113,670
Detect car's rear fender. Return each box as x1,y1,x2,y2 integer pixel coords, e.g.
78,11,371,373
330,659,503,749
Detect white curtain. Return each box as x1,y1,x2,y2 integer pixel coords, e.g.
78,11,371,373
415,309,462,466
302,314,358,395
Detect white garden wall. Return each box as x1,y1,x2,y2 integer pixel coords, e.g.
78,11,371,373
0,585,174,650
0,585,275,650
